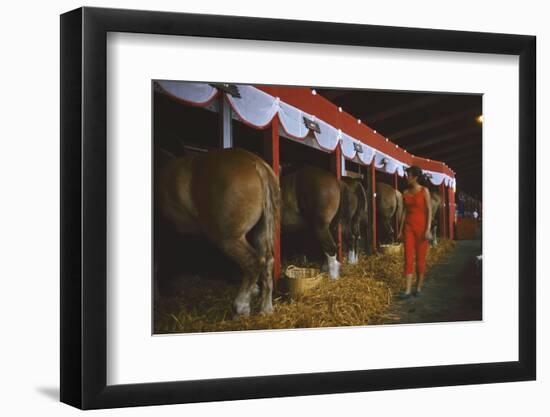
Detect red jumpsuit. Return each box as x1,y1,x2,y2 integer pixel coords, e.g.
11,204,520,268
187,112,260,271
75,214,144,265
403,188,429,275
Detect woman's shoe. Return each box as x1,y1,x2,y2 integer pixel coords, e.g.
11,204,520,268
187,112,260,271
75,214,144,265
398,291,411,300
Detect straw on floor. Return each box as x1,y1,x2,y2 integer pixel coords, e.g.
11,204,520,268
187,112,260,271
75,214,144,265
154,239,456,333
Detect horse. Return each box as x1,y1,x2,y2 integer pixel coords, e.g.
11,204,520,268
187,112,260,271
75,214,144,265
280,166,351,279
156,147,280,316
375,182,403,244
340,177,368,264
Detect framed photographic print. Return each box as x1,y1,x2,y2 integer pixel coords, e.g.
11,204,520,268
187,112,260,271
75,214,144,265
60,6,536,409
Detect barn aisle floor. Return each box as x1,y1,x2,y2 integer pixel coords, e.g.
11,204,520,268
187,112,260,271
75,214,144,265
383,239,482,325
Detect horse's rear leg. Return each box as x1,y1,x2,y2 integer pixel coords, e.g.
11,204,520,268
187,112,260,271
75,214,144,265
349,235,359,264
384,218,394,244
432,225,438,246
219,238,261,317
249,217,274,314
315,224,341,279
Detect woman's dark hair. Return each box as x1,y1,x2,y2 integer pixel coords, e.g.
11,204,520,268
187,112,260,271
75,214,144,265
405,165,429,186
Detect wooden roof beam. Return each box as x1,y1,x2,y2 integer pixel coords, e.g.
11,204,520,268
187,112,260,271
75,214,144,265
387,107,480,140
366,95,445,123
405,126,480,152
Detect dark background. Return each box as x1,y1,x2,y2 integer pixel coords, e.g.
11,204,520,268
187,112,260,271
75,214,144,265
317,88,482,199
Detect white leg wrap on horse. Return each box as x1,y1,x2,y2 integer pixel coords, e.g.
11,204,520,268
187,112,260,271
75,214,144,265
348,250,358,265
326,253,341,279
234,292,251,316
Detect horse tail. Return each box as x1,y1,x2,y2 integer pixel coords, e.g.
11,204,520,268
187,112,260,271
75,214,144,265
395,189,403,222
337,181,353,231
352,182,368,232
254,160,281,258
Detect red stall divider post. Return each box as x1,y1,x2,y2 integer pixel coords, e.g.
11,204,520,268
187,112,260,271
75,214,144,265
263,115,281,281
371,162,377,252
331,144,343,262
448,186,456,240
394,171,399,241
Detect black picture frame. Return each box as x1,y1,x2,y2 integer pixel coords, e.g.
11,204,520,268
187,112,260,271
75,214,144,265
60,6,536,410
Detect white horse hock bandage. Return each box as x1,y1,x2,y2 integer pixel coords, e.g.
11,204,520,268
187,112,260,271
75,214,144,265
348,250,358,265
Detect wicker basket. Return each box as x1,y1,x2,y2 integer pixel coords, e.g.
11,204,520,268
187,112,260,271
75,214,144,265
281,265,324,299
380,243,402,255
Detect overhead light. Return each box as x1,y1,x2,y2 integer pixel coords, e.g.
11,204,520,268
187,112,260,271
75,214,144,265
312,89,317,95
477,115,484,123
338,107,343,112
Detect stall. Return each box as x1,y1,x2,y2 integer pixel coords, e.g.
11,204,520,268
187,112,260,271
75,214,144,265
155,81,457,281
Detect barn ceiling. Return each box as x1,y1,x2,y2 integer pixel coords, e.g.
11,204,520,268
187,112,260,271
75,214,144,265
316,88,482,199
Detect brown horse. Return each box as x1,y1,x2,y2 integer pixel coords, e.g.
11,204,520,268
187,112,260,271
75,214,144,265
340,177,368,264
156,148,280,316
376,182,403,244
281,166,349,279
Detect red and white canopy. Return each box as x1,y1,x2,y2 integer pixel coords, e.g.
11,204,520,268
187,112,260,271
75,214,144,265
156,81,456,189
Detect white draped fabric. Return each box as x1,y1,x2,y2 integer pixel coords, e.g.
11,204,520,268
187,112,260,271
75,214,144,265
225,85,279,128
425,170,456,189
278,101,311,139
156,80,455,187
357,145,377,166
312,119,340,151
340,132,376,165
372,152,407,176
156,81,217,105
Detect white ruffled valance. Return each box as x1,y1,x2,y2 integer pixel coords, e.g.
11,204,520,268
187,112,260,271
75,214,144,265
425,170,456,189
156,80,455,187
340,132,376,165
372,152,408,177
156,81,218,105
278,101,311,139
225,85,280,128
312,119,340,151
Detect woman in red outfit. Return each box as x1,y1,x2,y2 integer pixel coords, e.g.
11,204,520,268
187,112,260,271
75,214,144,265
396,165,432,299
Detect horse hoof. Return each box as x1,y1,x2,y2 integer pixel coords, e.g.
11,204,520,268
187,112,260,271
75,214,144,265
260,305,274,315
233,302,251,318
233,310,250,319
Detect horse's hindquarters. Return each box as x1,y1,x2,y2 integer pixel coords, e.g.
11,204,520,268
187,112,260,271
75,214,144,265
156,148,280,317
